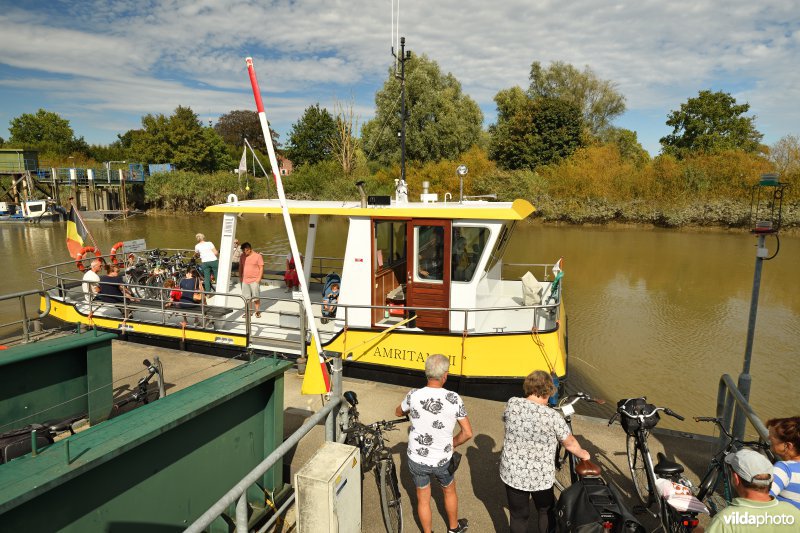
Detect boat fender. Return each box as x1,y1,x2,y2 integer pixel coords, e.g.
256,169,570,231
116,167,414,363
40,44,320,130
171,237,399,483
76,246,102,272
109,241,125,264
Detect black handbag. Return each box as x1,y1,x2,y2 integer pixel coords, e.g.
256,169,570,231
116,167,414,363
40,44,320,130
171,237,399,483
448,451,462,474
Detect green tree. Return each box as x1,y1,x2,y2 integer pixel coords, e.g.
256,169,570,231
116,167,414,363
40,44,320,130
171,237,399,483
285,104,337,167
489,94,583,171
214,110,279,149
329,99,361,175
8,108,88,155
598,127,650,166
769,135,800,182
660,90,763,157
87,142,127,164
128,106,233,172
528,61,626,137
361,54,483,165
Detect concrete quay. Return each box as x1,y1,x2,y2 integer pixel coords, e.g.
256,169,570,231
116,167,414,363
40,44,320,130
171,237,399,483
108,340,720,532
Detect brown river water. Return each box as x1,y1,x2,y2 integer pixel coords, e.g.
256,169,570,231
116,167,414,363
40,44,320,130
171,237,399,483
1,214,797,433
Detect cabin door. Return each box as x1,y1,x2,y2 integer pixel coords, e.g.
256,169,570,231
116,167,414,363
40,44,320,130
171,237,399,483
372,219,409,326
407,220,451,331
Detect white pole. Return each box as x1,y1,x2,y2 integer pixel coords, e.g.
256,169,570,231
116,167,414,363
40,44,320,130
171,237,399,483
245,58,330,392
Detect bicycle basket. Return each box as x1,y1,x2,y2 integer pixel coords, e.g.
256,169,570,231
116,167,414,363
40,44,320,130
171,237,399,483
617,398,659,435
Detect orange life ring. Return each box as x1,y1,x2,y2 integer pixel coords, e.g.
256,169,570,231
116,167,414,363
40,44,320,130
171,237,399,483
109,241,125,264
76,246,102,272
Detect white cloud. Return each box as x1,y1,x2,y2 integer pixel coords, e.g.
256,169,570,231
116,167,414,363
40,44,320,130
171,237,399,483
0,0,798,154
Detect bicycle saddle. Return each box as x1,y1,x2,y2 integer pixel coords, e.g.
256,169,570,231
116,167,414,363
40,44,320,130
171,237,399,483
576,459,602,478
654,452,684,476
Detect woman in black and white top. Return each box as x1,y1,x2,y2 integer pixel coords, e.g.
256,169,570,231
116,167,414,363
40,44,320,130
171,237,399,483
499,370,591,533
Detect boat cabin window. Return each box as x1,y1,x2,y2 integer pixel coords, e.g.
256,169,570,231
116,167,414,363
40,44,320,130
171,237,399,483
374,220,406,269
485,221,516,274
27,203,44,214
452,226,489,282
414,225,445,283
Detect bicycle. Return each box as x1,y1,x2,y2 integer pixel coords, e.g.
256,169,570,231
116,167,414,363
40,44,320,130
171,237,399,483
610,398,708,532
693,416,771,516
1,358,165,464
553,391,606,493
341,390,408,533
112,357,165,414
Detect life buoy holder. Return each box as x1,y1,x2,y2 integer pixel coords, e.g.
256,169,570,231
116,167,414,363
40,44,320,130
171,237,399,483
76,246,102,272
109,241,125,265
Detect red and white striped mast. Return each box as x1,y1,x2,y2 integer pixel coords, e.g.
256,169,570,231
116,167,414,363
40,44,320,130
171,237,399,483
245,57,331,394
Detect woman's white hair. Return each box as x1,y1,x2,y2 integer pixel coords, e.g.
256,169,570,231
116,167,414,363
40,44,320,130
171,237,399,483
195,233,204,241
425,354,450,380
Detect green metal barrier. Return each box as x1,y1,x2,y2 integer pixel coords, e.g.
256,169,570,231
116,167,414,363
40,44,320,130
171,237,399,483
0,356,290,532
0,331,116,432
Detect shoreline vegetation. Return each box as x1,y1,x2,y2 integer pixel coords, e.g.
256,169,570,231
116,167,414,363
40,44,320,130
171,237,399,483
140,145,799,230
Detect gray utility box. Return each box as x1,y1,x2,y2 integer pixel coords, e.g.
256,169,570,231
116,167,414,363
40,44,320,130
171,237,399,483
295,441,361,533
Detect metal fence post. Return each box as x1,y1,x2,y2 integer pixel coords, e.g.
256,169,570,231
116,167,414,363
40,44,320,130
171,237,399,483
326,353,343,442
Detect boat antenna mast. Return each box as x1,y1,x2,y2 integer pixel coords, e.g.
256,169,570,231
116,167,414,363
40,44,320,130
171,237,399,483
391,1,410,203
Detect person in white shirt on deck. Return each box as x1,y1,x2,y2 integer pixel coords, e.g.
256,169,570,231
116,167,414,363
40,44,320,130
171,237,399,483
193,233,219,293
81,259,102,303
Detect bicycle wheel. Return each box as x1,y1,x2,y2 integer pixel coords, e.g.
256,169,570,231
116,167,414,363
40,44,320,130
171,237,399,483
143,274,164,300
626,434,654,506
698,466,729,516
553,442,572,494
377,458,403,533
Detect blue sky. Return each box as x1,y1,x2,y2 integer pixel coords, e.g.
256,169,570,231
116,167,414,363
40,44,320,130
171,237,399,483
1,0,798,157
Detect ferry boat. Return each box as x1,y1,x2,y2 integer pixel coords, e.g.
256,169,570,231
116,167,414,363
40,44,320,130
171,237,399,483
37,193,567,399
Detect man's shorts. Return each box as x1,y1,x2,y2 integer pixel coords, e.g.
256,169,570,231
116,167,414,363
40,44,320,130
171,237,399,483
241,281,261,300
407,457,454,489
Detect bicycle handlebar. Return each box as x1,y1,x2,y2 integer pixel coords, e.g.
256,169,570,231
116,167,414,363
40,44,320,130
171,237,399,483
343,417,409,435
663,407,685,421
610,404,684,425
560,392,605,408
693,416,769,450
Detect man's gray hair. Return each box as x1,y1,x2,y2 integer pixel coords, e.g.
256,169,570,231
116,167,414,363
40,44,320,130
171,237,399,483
91,259,102,269
195,233,205,241
425,354,450,380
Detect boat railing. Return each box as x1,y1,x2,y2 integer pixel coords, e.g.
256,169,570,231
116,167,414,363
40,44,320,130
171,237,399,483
502,261,560,281
36,254,561,355
0,289,52,346
326,299,561,336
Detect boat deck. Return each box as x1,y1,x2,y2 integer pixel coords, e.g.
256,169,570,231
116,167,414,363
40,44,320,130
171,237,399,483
60,279,341,354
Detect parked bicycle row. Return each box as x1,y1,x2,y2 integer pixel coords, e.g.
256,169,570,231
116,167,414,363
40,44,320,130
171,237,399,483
342,359,800,533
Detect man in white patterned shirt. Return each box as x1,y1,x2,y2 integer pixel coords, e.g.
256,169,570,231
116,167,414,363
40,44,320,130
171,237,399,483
396,354,472,533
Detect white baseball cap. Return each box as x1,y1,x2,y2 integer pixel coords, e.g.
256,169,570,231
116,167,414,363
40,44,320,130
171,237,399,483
725,449,773,486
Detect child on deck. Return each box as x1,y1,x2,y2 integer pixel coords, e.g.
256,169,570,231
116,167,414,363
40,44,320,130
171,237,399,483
323,282,339,313
322,282,340,323
164,279,181,307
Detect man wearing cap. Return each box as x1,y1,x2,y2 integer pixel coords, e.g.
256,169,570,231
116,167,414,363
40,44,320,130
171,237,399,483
707,449,800,532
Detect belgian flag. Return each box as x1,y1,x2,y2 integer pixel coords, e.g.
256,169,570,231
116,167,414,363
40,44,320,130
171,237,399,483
66,206,89,259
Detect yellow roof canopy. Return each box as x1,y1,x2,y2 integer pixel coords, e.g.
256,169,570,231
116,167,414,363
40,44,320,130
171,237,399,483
205,198,535,221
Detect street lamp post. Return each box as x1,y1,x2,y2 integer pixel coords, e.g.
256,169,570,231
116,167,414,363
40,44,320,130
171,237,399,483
457,165,468,203
732,173,787,440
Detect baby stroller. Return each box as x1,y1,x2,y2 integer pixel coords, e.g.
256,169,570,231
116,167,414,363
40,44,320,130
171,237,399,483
321,272,341,324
